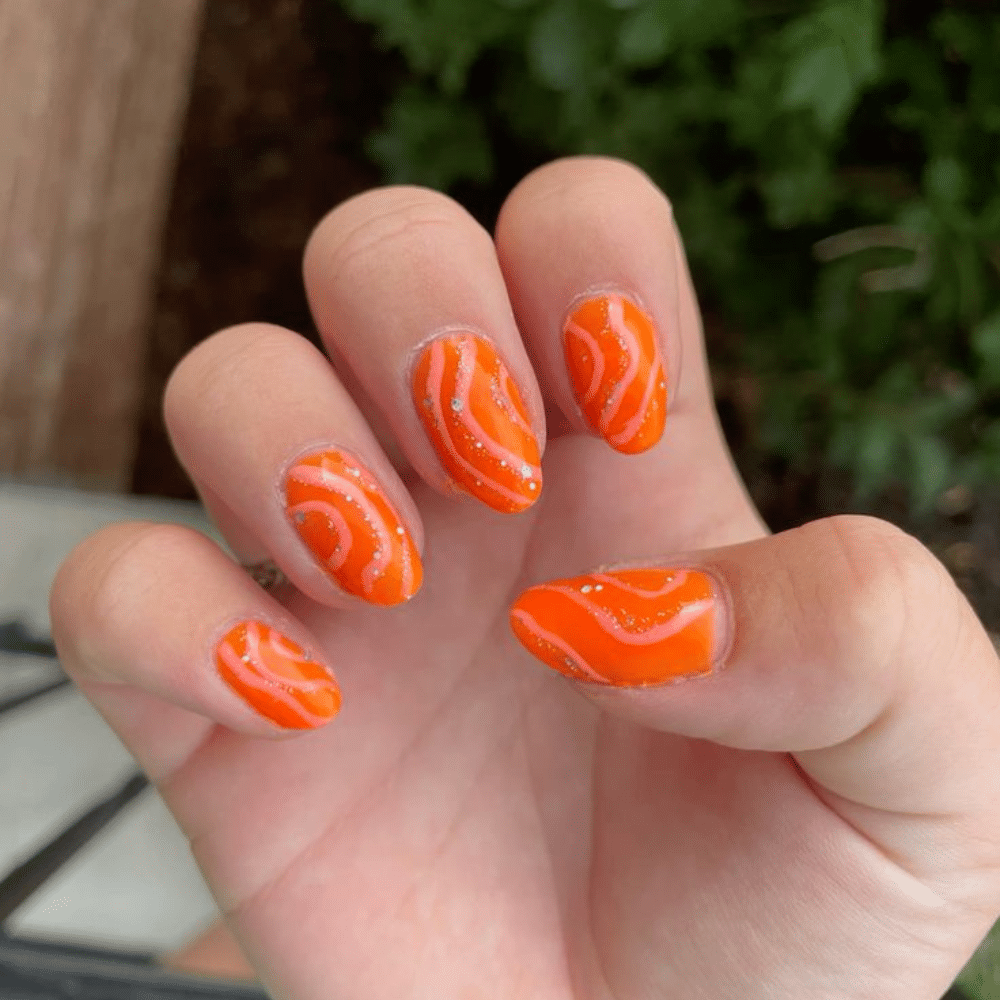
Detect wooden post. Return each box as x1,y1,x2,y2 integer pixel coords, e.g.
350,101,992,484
0,0,204,491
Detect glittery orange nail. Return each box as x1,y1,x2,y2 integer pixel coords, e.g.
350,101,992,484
563,293,666,454
215,620,341,728
283,449,422,606
510,568,717,686
412,332,542,513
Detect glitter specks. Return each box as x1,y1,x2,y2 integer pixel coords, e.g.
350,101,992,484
450,398,464,413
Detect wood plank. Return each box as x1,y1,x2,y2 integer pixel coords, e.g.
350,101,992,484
0,0,204,490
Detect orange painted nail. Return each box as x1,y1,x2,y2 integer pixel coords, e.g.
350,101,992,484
563,292,666,454
215,620,341,729
510,568,717,686
284,449,422,606
412,332,542,513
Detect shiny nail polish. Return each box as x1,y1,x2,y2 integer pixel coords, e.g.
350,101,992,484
215,620,341,728
510,568,717,686
412,332,542,513
563,292,666,454
283,449,422,606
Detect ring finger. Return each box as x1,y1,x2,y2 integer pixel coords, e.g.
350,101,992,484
164,323,423,609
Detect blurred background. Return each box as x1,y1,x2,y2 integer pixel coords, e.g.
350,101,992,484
1,0,999,995
6,0,1000,628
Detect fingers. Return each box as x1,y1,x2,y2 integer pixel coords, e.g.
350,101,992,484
300,158,724,520
510,514,1000,900
50,522,342,741
496,156,700,453
303,187,545,514
164,323,423,609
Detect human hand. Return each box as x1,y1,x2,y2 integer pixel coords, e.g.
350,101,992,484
50,158,1000,999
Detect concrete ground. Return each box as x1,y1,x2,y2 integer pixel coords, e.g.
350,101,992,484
0,483,222,955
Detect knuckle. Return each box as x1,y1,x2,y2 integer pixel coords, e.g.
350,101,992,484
163,323,295,433
308,187,478,284
51,522,193,678
803,514,957,671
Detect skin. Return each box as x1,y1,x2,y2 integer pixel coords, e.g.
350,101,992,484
50,158,1000,1000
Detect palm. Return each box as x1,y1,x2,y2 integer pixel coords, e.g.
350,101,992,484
131,392,889,1000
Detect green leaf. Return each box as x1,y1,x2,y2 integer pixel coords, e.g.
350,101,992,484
972,310,1000,388
850,414,900,500
781,0,884,135
365,88,493,190
905,432,951,515
956,917,1000,1000
924,156,968,206
760,154,835,228
932,10,980,63
527,1,594,92
616,4,672,68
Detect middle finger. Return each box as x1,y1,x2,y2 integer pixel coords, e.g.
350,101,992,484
303,186,546,516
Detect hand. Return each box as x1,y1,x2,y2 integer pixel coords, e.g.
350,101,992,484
50,158,1000,1000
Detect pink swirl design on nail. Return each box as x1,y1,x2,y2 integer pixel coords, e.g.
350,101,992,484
510,568,717,686
215,620,341,728
415,333,543,512
287,463,394,594
283,450,422,606
563,293,667,454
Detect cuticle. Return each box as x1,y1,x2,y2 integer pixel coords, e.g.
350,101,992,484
561,284,654,325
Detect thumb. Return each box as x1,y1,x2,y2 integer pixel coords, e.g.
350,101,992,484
510,514,1000,906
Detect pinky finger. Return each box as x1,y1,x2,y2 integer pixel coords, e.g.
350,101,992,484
49,521,342,748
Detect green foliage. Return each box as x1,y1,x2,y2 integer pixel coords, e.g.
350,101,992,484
335,0,1000,517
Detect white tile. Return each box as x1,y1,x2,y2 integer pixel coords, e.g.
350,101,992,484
0,482,221,633
0,485,225,952
0,653,62,702
6,772,219,952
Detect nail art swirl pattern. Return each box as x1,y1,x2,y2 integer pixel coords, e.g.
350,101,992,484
510,568,715,686
284,449,422,605
215,620,341,728
412,332,542,513
564,293,666,454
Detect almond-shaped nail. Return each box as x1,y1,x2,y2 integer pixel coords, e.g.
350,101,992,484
510,568,717,686
412,332,542,514
563,292,666,454
215,620,341,729
284,449,422,605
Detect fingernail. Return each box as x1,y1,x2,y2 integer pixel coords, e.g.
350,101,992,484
283,449,422,605
563,292,666,454
411,332,542,514
510,568,718,686
215,620,341,729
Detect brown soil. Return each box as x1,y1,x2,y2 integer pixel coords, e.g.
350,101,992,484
132,0,1000,634
131,0,397,499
